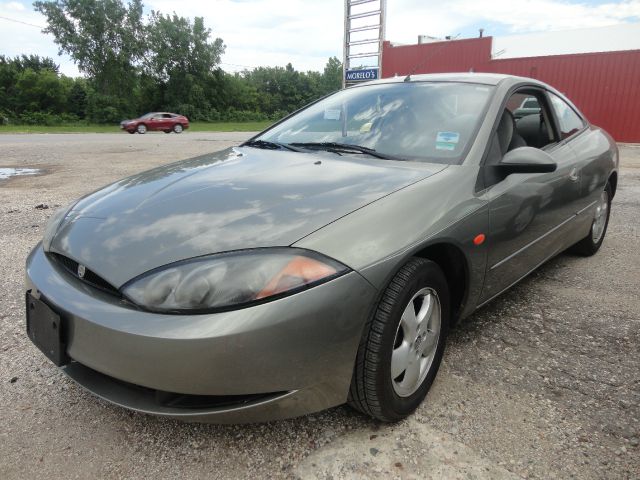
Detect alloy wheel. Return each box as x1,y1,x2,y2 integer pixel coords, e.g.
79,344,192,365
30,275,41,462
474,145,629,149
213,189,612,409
592,189,609,243
391,287,442,397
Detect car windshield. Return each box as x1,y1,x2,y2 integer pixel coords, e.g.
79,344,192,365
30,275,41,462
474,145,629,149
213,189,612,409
140,113,155,119
257,81,494,164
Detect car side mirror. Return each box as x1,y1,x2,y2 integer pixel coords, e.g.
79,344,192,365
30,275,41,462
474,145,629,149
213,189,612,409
498,147,557,174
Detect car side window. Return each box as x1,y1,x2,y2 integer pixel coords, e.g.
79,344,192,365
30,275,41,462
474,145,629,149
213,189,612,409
509,93,541,120
506,90,555,151
482,88,556,188
548,92,585,140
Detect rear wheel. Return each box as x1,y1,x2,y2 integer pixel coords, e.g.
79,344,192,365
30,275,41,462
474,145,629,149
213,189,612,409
136,124,147,134
348,257,449,422
173,124,183,133
571,183,611,256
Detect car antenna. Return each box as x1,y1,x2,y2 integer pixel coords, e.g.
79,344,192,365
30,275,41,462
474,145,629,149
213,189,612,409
403,33,461,82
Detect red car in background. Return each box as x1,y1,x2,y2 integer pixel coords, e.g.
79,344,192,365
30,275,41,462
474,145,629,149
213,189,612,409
120,112,189,134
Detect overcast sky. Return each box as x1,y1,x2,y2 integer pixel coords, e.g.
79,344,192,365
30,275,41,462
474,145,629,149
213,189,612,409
1,0,640,76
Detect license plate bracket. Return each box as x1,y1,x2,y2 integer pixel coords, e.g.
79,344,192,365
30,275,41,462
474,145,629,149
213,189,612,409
26,292,69,366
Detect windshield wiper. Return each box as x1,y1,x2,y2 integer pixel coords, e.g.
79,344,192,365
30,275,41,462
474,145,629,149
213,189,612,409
289,142,400,160
243,139,304,152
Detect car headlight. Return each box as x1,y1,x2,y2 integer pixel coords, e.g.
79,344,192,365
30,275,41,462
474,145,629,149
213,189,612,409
42,203,75,251
121,248,349,313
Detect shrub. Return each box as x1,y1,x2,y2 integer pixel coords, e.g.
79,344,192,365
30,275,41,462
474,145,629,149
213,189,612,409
19,111,57,125
86,92,131,123
18,111,81,125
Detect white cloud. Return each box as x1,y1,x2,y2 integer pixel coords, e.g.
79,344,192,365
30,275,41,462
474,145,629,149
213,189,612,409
386,0,640,44
146,0,345,71
0,1,80,76
1,0,639,76
5,1,25,11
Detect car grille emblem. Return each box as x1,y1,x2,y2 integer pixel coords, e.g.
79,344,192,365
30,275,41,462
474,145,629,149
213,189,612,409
77,264,86,279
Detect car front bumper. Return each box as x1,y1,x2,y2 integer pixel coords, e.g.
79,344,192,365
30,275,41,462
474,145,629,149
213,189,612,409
25,245,377,422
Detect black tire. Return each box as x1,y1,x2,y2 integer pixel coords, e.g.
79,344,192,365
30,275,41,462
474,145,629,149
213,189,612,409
173,124,184,133
136,123,147,134
164,130,171,134
127,130,135,134
348,257,450,422
571,183,612,256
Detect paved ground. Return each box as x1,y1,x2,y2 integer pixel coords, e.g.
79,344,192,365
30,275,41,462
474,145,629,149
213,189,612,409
1,133,638,479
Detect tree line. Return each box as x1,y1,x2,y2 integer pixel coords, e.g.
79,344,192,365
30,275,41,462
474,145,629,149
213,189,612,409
0,0,342,125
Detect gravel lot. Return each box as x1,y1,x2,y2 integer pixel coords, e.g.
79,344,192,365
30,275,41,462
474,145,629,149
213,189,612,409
1,133,638,479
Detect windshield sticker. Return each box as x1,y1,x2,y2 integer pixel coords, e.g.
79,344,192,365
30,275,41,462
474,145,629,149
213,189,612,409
435,131,459,151
436,131,460,144
324,109,341,120
436,142,456,151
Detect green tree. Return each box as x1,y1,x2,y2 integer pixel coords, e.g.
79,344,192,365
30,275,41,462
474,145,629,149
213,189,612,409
15,69,68,113
67,79,88,118
0,55,74,122
33,0,145,99
144,12,225,119
0,56,19,114
8,54,60,73
145,12,224,81
6,2,345,124
321,56,342,93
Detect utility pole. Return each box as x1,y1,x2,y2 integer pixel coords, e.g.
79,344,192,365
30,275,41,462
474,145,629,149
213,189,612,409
343,0,387,88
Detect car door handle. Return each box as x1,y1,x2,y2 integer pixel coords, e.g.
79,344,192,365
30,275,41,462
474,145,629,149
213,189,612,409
568,167,579,182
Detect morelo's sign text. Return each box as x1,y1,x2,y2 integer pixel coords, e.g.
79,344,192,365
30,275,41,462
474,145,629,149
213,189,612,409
345,68,379,82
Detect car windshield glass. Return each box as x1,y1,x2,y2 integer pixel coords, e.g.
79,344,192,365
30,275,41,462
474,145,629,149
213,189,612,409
140,113,155,119
257,82,494,164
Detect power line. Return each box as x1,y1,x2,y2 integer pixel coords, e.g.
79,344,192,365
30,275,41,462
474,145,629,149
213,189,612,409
0,15,45,29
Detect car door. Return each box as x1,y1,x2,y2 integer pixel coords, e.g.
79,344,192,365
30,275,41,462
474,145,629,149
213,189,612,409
479,88,584,303
546,91,603,216
161,113,174,130
148,114,164,131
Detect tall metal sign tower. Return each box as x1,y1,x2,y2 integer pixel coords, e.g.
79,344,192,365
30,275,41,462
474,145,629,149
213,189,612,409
343,0,387,88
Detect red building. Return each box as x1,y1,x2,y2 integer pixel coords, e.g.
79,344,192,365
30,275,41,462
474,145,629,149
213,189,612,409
381,38,640,142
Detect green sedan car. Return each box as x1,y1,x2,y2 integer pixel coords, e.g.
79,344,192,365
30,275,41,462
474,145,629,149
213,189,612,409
26,73,617,423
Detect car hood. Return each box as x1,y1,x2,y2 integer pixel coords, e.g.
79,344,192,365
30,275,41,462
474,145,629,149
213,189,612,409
49,147,447,287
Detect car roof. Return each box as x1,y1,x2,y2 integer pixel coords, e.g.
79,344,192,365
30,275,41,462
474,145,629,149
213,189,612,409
354,72,547,88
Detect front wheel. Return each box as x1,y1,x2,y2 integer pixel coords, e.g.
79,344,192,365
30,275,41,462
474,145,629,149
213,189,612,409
348,257,449,422
136,124,147,134
571,183,611,256
173,124,183,133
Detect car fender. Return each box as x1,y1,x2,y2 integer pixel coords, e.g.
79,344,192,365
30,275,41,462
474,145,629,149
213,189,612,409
294,164,489,319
